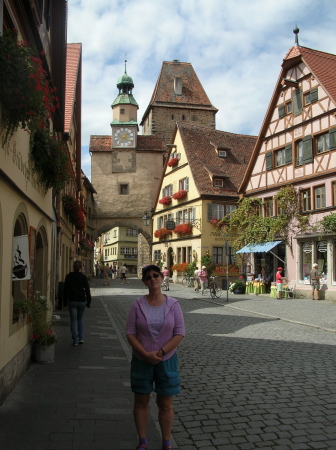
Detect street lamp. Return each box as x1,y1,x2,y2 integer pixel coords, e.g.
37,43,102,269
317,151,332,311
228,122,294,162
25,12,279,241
142,211,151,226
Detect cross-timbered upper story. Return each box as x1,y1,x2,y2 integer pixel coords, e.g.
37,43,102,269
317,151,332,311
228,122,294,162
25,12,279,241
240,44,336,200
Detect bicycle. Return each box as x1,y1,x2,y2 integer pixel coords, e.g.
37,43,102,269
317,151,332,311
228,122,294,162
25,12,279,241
208,276,222,298
182,274,194,287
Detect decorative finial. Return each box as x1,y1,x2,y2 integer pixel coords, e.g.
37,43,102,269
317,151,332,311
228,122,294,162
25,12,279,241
293,25,299,46
124,56,127,74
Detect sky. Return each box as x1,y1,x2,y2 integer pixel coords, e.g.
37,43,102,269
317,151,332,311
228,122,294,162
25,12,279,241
67,0,336,180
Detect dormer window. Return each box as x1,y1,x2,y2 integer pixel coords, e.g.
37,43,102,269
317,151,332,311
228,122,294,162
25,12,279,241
214,178,224,188
218,150,227,158
174,76,182,96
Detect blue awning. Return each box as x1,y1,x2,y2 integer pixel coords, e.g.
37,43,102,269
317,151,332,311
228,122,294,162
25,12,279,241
236,241,282,254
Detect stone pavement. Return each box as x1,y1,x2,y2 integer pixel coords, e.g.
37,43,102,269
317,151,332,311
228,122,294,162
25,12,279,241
1,277,336,449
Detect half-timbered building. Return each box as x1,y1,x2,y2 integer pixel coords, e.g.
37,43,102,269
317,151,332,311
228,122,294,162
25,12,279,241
239,30,336,299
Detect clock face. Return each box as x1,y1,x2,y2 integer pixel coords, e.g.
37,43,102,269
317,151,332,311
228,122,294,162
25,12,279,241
114,127,135,147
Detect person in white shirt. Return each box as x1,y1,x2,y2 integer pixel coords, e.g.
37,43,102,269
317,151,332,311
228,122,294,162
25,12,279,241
193,267,200,291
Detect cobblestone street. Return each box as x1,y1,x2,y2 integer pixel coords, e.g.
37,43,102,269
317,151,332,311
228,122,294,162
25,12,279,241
102,279,336,450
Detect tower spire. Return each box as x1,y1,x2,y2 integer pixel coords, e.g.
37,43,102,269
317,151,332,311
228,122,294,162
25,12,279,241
293,25,299,46
124,56,127,74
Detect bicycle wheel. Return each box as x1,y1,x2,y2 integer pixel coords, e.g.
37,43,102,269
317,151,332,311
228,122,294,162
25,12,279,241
214,284,222,298
209,284,216,298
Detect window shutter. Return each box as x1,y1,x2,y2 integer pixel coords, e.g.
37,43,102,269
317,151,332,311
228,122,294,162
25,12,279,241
175,211,179,225
191,207,195,221
207,203,213,221
185,177,189,191
169,184,173,197
157,217,160,229
293,89,302,116
178,179,182,191
329,127,336,150
278,105,286,118
266,151,273,171
285,144,292,164
161,188,164,197
310,88,318,103
302,135,313,163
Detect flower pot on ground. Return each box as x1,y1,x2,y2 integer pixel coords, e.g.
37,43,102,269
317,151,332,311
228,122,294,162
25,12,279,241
229,280,246,294
14,292,57,363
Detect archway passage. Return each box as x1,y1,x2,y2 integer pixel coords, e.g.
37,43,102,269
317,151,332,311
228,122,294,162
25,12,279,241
93,217,153,278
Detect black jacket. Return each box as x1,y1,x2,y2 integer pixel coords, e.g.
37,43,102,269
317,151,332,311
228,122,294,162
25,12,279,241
63,272,91,307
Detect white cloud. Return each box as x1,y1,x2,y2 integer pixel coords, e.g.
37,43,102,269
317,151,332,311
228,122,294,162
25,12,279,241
67,0,336,178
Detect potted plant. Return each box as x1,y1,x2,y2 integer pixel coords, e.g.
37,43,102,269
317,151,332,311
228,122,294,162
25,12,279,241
62,195,86,230
14,292,57,363
229,279,246,294
79,237,94,252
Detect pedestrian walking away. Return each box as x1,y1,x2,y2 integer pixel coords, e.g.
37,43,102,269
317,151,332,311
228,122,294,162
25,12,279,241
103,263,110,285
120,264,129,284
126,264,185,450
63,260,91,346
310,263,321,300
193,266,200,291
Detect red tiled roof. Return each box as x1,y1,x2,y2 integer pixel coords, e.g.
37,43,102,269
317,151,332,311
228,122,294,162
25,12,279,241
141,61,217,124
178,122,257,197
89,134,165,152
64,43,81,133
239,44,336,193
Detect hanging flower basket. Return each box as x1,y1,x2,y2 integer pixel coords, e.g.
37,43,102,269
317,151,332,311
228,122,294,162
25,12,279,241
159,196,172,205
154,228,173,240
172,190,188,200
167,157,179,167
174,223,193,236
79,238,94,252
62,195,86,231
0,29,60,145
214,264,240,274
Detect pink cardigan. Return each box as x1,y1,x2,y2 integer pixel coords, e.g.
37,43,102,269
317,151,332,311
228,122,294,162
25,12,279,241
126,295,185,361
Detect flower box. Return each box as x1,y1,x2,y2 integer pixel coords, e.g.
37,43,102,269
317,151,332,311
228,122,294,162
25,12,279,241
172,190,188,200
167,157,179,167
79,238,94,252
62,195,86,231
158,196,172,205
174,223,193,236
154,228,172,240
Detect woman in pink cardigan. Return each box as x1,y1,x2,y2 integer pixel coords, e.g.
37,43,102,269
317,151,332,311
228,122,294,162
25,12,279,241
126,264,185,450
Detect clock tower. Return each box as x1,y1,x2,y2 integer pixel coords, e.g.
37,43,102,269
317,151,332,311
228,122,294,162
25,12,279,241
111,61,138,149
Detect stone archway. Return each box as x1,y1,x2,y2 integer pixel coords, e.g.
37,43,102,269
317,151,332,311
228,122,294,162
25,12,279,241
92,216,153,278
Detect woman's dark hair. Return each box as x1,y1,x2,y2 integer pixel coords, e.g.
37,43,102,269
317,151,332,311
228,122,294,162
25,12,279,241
141,264,162,281
73,260,82,272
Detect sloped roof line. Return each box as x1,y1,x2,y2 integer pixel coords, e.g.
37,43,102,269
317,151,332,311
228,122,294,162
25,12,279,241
238,44,336,193
64,43,82,134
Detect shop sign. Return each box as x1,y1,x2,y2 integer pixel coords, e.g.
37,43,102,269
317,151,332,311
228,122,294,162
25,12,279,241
303,242,312,253
317,241,327,253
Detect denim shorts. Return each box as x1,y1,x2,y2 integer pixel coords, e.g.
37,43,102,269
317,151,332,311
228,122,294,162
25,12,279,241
130,353,180,396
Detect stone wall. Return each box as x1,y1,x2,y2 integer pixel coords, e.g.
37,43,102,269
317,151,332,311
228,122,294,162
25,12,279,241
0,343,31,404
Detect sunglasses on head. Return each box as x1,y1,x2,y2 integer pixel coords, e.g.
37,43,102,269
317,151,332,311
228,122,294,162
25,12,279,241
145,273,160,280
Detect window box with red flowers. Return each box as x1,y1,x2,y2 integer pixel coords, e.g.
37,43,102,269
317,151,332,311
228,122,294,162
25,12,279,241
154,228,172,240
167,157,179,167
158,196,172,205
174,223,193,236
172,190,188,200
79,238,94,252
171,262,189,273
62,195,86,231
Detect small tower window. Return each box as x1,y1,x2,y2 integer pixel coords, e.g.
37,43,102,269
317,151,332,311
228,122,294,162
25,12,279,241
171,115,174,120
120,108,125,114
182,115,185,120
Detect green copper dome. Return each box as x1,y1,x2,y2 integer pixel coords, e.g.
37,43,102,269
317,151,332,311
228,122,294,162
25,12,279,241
117,72,134,90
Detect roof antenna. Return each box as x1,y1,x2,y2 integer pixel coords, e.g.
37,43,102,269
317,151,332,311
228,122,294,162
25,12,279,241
293,25,299,46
